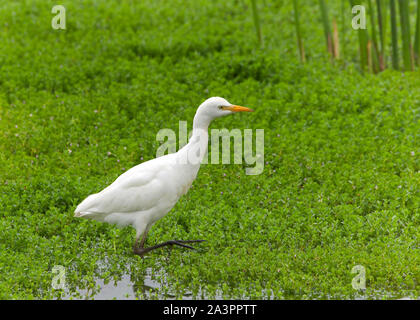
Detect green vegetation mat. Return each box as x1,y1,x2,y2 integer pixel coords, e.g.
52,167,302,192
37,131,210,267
0,0,418,299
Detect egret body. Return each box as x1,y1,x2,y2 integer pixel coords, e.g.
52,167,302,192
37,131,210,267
74,97,253,256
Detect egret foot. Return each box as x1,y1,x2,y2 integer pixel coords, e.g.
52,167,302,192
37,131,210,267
174,240,206,244
133,240,206,257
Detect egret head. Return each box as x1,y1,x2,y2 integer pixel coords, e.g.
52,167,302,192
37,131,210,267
197,97,253,120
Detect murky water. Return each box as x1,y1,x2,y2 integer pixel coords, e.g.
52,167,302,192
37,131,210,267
67,268,168,300
62,270,417,300
60,257,417,300
62,265,218,300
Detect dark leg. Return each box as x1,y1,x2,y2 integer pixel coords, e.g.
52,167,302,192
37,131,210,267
133,231,205,257
133,227,149,252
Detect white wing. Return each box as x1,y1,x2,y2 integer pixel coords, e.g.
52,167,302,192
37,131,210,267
74,155,175,216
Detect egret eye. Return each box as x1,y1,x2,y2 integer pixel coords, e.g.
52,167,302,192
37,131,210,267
219,106,224,110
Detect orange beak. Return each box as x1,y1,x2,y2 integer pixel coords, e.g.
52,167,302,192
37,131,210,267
224,105,254,112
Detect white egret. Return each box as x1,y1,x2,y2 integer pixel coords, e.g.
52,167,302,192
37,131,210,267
74,97,253,256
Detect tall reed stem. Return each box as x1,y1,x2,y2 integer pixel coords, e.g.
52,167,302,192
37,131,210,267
415,0,420,65
398,0,413,71
293,0,306,62
250,0,262,46
350,0,369,71
390,0,399,69
376,0,386,70
319,0,335,58
367,0,380,72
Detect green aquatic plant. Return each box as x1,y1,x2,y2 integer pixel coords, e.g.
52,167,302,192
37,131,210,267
0,0,418,300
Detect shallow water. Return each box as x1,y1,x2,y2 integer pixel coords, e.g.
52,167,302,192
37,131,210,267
62,266,214,300
63,269,417,300
61,257,417,300
62,267,165,300
80,268,165,299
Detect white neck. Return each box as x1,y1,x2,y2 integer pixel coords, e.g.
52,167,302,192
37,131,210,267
177,109,211,166
192,109,212,133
